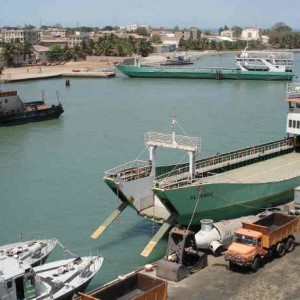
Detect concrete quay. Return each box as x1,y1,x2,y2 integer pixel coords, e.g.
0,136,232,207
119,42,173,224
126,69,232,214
0,59,119,83
83,224,300,300
164,231,300,300
0,70,115,82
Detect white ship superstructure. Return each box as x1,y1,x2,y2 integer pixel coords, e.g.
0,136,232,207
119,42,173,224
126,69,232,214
236,50,293,72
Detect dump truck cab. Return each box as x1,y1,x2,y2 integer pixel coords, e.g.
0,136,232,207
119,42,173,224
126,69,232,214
225,228,266,271
225,212,299,272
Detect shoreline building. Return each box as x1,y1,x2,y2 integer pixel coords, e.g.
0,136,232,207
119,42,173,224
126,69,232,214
241,27,260,41
0,28,39,44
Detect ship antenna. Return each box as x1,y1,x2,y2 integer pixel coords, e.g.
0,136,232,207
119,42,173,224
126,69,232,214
42,90,45,102
172,116,177,145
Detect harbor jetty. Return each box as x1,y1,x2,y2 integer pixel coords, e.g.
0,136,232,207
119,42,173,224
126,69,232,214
0,69,115,82
0,58,120,82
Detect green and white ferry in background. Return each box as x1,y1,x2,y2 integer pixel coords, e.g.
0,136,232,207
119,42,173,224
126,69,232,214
92,83,300,256
116,49,295,80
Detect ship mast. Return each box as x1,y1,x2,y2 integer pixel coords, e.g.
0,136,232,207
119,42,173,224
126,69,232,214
145,117,201,180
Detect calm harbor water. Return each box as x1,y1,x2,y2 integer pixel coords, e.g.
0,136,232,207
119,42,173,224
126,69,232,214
0,52,300,289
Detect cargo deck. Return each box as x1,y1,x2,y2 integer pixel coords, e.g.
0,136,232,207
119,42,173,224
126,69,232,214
203,151,300,184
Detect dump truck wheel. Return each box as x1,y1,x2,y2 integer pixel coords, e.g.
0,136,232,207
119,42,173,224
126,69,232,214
251,256,260,272
229,261,237,270
285,237,295,253
276,242,286,257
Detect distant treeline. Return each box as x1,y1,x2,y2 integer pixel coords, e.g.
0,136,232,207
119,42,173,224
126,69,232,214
178,39,263,51
179,22,300,51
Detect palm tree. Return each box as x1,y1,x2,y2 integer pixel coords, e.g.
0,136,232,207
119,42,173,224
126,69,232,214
20,42,34,63
111,39,132,56
63,44,73,61
95,37,112,56
72,44,83,61
127,36,136,49
2,41,20,66
150,34,162,44
135,39,153,57
48,45,64,61
81,40,90,56
87,39,95,55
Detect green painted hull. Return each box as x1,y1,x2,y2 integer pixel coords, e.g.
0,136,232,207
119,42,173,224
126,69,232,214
104,137,298,228
116,65,295,81
153,177,300,225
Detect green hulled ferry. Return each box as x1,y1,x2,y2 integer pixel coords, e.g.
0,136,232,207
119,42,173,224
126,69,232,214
92,83,300,256
116,50,295,80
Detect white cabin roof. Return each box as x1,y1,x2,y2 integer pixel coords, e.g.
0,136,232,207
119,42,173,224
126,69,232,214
0,255,29,281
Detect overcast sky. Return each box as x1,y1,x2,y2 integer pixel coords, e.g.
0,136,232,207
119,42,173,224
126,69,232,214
0,0,299,30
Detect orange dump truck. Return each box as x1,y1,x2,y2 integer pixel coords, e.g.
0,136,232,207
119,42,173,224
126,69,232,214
224,213,299,271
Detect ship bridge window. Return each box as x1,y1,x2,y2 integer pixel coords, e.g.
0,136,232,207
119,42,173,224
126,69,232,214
7,281,13,289
289,119,300,128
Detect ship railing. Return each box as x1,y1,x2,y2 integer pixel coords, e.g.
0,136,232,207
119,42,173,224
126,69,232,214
288,107,300,113
155,138,293,189
240,61,266,66
141,65,242,72
286,82,300,99
145,131,200,152
239,51,293,60
104,160,152,181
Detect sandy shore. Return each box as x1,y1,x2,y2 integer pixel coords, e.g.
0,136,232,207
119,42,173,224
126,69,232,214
0,57,125,82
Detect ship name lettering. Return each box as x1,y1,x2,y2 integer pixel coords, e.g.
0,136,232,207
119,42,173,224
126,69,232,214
190,192,213,200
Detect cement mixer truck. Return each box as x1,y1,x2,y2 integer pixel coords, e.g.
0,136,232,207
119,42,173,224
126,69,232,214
224,213,299,272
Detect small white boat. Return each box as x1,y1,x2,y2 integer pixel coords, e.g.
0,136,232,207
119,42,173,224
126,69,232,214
0,239,57,267
0,255,103,300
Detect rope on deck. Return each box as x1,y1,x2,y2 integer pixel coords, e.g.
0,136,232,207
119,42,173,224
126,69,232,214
56,239,81,258
187,188,202,230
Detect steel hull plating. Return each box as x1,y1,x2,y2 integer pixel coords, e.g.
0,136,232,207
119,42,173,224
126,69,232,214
116,65,295,81
105,175,300,225
153,179,300,225
0,105,64,126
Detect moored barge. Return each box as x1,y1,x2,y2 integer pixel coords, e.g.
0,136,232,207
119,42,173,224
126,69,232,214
0,90,64,126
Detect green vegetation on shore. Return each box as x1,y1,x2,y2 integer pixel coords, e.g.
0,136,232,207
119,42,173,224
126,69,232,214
178,39,264,51
61,34,152,60
0,34,153,66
